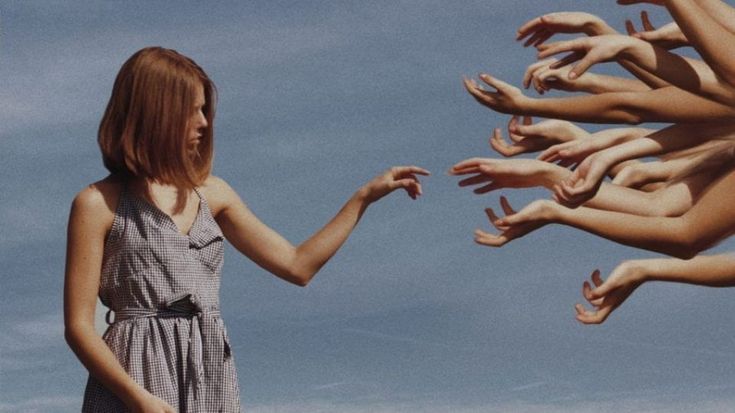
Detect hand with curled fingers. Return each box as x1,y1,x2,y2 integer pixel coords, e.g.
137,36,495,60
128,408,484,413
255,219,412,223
450,158,564,194
517,12,617,48
463,74,532,115
360,166,430,203
524,58,600,94
626,11,688,50
488,116,588,157
536,34,643,80
575,262,646,325
553,152,614,208
475,197,560,247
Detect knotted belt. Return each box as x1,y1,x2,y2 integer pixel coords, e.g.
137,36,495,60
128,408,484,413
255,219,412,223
106,293,230,409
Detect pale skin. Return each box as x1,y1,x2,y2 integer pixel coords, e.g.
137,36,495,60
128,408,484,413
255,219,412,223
536,33,735,105
466,161,735,259
625,11,689,50
64,84,429,412
517,11,668,89
552,122,735,208
486,115,589,158
449,157,714,217
463,74,735,124
575,254,735,324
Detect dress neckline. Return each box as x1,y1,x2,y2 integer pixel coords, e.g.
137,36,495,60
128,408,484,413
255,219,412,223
127,186,204,237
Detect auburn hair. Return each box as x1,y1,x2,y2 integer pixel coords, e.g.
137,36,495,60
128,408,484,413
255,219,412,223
98,47,216,189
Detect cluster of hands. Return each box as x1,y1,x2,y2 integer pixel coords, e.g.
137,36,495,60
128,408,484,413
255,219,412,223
447,1,693,325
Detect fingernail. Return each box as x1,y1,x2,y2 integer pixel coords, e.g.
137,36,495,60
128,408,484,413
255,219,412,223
568,72,577,79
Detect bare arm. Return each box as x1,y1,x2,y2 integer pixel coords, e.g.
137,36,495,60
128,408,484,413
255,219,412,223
665,0,735,86
463,75,735,124
538,34,735,105
205,168,428,287
64,185,174,412
575,254,735,324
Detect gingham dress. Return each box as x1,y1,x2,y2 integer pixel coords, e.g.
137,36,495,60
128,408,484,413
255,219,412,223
82,185,241,412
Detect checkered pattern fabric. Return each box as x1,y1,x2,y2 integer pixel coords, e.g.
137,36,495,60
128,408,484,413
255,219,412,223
82,186,241,412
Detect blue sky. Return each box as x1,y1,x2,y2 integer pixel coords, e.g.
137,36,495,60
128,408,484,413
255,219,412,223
3,1,735,412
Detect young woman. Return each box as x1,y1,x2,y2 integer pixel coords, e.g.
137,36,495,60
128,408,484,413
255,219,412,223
63,47,429,413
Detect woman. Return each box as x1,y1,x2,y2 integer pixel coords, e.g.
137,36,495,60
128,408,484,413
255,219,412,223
64,46,428,412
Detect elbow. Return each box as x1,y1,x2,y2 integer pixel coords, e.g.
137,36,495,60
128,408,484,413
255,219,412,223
284,266,315,287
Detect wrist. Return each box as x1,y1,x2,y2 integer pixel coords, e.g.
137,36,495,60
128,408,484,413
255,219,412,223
541,164,570,189
620,259,651,283
585,19,616,36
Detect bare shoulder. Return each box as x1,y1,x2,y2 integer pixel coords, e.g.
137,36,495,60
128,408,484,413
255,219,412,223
199,175,246,216
71,176,122,231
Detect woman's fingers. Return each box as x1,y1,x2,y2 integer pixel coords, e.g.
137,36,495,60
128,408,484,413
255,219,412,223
641,10,655,31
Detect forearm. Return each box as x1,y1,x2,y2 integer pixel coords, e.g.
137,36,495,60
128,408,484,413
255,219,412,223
521,87,735,124
667,0,735,86
638,253,735,287
583,72,652,94
554,205,696,258
291,191,370,285
65,325,146,408
618,59,671,89
693,0,735,35
620,40,735,104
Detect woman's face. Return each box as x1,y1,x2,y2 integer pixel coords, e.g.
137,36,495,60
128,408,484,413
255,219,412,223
186,83,207,151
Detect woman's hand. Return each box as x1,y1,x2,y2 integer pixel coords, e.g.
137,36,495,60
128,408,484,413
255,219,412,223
616,0,665,6
359,166,430,203
575,262,646,325
450,158,563,193
537,34,642,80
517,12,616,48
130,392,176,413
625,11,689,50
474,197,559,247
463,74,532,115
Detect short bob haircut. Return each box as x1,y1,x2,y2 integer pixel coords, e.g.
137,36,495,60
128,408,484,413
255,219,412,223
98,47,216,189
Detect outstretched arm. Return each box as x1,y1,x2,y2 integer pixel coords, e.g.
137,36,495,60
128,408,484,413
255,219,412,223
205,167,429,286
575,254,735,324
554,122,735,207
450,157,705,217
537,34,735,105
463,75,735,124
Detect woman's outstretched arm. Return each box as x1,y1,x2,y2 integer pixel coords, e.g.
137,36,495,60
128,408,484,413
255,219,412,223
64,182,176,412
575,253,735,324
205,167,429,287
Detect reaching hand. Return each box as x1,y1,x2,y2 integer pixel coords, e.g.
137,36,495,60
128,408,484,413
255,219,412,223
450,157,561,193
536,34,641,80
361,166,430,202
538,128,629,166
575,263,645,325
463,74,531,115
517,12,615,48
553,152,613,208
524,58,597,94
474,197,558,247
625,11,688,50
484,116,587,157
